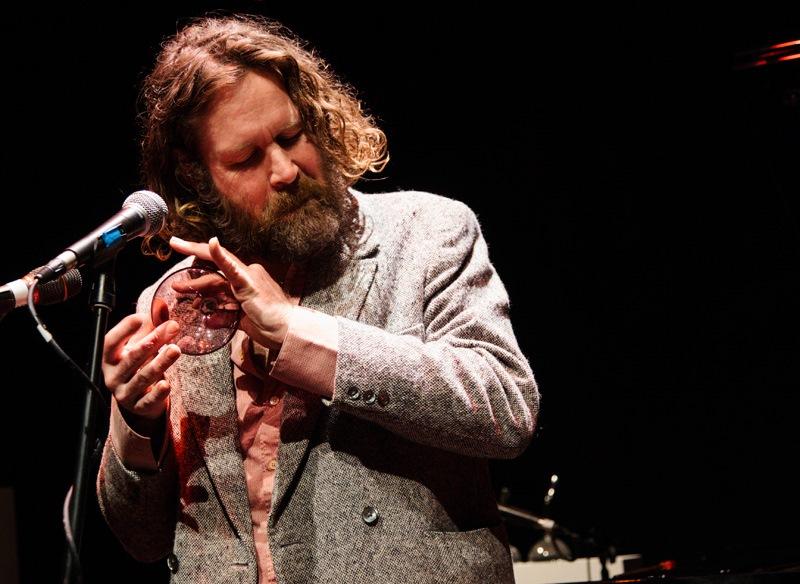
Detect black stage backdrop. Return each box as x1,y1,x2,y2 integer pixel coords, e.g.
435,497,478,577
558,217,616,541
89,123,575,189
1,3,799,582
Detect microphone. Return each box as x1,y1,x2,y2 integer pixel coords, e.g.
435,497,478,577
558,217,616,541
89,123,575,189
0,267,83,322
36,190,168,283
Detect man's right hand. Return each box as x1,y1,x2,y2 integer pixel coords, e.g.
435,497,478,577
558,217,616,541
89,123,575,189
102,314,182,432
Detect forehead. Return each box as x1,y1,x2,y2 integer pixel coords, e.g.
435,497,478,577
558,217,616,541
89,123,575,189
197,70,300,153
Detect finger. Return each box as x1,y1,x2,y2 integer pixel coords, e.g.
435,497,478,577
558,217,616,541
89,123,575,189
116,344,181,407
105,314,149,359
132,380,171,417
133,343,181,389
152,297,170,326
170,273,230,294
205,309,240,330
208,237,255,295
170,236,213,261
113,321,180,383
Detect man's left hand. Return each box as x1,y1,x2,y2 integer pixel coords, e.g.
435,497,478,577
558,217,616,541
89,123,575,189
170,236,292,350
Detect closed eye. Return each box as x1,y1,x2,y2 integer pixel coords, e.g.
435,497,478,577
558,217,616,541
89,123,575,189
276,131,303,148
230,150,262,169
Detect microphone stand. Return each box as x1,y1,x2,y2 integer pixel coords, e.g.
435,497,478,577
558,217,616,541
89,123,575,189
62,258,116,584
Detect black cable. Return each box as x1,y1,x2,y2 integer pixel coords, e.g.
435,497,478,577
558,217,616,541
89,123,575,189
28,275,108,584
61,485,83,584
27,276,108,408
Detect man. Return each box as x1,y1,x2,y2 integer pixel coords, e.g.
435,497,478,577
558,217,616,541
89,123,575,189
97,14,539,584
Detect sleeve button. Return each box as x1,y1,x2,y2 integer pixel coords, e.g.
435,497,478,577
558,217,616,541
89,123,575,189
166,553,179,574
377,390,390,407
346,386,361,400
363,389,376,404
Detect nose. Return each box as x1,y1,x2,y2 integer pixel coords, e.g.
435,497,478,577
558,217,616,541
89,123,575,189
268,145,299,191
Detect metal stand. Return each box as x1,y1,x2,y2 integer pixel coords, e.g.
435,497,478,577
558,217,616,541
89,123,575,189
62,259,116,584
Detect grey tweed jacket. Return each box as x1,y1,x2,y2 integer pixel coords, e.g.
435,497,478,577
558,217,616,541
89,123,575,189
97,190,540,584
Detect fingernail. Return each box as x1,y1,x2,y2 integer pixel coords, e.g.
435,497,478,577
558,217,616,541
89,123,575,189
158,343,181,357
166,321,180,334
209,236,219,245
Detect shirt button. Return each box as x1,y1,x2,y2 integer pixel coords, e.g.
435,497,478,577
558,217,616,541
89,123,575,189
362,389,376,404
269,394,280,406
346,386,361,400
267,459,277,471
361,506,379,525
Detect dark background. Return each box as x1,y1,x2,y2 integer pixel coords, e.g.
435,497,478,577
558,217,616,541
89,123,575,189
1,2,799,582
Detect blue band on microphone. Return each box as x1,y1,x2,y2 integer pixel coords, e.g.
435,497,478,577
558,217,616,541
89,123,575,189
100,228,124,248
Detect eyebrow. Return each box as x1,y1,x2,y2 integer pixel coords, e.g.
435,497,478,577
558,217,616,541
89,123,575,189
278,121,303,134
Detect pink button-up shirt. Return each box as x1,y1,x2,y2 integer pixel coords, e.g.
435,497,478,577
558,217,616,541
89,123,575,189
110,265,338,583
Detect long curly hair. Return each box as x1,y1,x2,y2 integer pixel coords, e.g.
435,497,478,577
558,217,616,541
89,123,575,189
139,14,388,259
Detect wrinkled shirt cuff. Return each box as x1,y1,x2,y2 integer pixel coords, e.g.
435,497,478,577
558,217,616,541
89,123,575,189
110,398,168,472
269,306,338,398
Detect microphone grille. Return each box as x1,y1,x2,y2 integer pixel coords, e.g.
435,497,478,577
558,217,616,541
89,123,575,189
123,190,169,235
38,269,83,305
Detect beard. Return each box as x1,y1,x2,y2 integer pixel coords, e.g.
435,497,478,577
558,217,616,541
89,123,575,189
196,168,362,270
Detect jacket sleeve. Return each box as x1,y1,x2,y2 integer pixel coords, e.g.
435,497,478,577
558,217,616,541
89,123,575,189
331,202,539,459
96,427,178,562
95,277,182,563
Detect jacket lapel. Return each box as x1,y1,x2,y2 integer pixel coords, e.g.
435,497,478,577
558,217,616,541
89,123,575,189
176,345,254,543
146,257,253,544
270,238,379,523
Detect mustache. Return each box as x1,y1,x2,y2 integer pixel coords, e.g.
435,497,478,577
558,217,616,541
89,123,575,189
266,174,331,219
